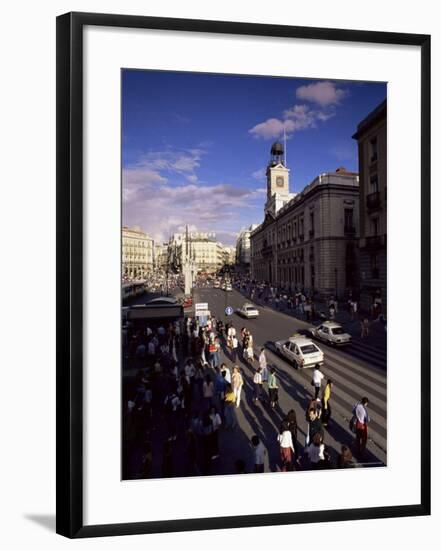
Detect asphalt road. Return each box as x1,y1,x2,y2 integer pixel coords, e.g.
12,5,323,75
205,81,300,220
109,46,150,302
192,286,387,469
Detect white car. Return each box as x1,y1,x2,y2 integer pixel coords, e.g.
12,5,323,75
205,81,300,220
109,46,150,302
311,321,351,346
236,303,259,318
213,280,221,289
275,335,324,369
223,282,232,291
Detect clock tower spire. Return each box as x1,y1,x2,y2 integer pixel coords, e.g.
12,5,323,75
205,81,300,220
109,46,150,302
265,140,292,216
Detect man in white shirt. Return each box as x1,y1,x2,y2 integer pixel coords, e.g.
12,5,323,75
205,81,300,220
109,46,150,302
354,397,370,455
312,365,324,399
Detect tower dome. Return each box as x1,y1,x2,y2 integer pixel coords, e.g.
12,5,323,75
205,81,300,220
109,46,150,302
269,141,285,166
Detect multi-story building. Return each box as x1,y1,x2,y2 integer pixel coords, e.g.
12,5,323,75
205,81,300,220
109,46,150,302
153,242,169,272
352,99,387,315
122,226,154,278
250,142,359,299
236,224,259,268
221,245,236,266
169,231,225,273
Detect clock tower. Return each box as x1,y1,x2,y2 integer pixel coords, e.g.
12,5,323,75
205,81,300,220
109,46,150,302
265,141,292,216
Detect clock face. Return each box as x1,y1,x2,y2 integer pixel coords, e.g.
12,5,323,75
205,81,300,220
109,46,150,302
276,176,284,187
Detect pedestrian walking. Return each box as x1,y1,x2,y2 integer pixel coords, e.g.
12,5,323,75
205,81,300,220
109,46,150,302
231,335,239,362
251,435,267,473
353,397,370,456
202,374,214,411
283,409,299,460
259,347,268,382
244,331,254,363
268,367,279,409
232,366,244,408
253,367,263,402
277,420,295,471
304,432,327,469
305,402,323,446
224,384,237,429
360,317,369,338
312,364,324,399
220,362,231,384
321,379,333,426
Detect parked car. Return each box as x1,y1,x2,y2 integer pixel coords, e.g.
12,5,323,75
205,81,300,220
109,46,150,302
311,321,351,346
274,335,324,369
223,282,232,291
236,303,259,318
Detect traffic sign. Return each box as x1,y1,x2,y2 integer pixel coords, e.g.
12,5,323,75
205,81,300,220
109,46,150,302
225,306,234,316
195,309,210,317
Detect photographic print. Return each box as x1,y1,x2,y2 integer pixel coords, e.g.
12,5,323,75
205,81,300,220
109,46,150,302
121,70,387,480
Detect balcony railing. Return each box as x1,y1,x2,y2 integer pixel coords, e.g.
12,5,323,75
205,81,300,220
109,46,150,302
366,191,381,210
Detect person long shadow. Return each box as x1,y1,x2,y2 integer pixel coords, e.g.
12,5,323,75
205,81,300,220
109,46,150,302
324,416,385,466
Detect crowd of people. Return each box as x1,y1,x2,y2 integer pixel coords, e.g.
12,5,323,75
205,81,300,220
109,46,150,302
123,310,372,480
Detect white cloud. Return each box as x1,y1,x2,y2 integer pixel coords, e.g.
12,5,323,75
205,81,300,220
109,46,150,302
296,81,348,107
249,118,294,140
249,104,336,140
122,168,265,245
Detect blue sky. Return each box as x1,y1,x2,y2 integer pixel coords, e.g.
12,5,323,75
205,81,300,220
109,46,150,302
122,70,386,245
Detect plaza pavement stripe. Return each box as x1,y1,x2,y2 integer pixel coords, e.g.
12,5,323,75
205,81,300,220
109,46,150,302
293,365,387,430
263,348,387,440
320,357,387,401
351,339,387,357
220,347,387,458
322,346,387,386
341,348,386,370
316,358,387,410
262,345,387,408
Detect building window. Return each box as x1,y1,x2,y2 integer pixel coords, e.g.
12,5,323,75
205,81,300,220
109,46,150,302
371,217,379,236
370,174,379,193
309,212,315,237
369,137,378,162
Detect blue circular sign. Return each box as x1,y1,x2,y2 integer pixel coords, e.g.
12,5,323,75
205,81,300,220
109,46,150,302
225,306,234,316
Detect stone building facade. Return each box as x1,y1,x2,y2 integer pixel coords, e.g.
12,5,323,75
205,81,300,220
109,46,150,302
122,226,154,278
169,231,227,273
250,143,360,299
352,100,387,315
236,224,258,268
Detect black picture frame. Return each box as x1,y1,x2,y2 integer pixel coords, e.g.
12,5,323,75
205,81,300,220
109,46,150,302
56,11,431,538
